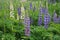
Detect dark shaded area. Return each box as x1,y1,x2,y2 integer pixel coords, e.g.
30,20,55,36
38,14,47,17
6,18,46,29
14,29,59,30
15,32,21,40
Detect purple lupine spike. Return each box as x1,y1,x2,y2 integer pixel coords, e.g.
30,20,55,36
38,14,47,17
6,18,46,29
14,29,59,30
17,7,21,25
47,13,51,23
53,10,57,17
42,7,46,14
53,10,58,23
40,4,43,14
25,27,30,36
54,16,60,24
44,7,48,14
44,14,48,29
44,13,50,29
24,12,30,36
17,7,21,16
40,5,47,14
57,18,60,23
30,2,32,10
54,18,59,23
24,16,30,27
38,5,43,26
38,15,42,26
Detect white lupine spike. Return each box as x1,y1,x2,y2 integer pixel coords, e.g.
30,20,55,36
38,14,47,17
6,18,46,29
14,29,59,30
10,11,14,18
10,0,14,18
21,4,25,19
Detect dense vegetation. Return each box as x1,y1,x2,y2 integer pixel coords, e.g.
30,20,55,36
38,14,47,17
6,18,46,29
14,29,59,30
0,0,60,40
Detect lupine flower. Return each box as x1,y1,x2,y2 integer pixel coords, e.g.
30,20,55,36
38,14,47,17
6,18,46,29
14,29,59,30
44,13,50,29
56,18,60,23
17,7,21,25
38,15,42,26
24,12,30,36
42,7,46,14
53,10,57,17
40,4,43,14
54,18,59,24
40,4,47,14
45,7,48,14
30,2,32,10
17,7,21,16
24,13,30,27
38,4,44,26
25,27,30,36
53,10,59,23
41,7,48,14
53,11,57,22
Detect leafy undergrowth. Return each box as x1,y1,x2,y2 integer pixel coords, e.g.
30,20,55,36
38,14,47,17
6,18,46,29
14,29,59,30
0,18,60,40
0,1,60,40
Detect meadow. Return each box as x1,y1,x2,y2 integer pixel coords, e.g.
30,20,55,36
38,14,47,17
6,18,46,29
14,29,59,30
0,0,60,40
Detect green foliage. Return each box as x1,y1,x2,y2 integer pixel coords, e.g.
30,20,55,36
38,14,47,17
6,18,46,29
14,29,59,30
2,33,15,40
0,0,60,40
30,22,60,40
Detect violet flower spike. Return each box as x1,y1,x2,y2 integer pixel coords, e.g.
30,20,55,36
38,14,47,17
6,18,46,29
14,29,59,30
44,7,48,14
17,7,21,16
38,15,42,26
30,2,32,10
40,4,46,14
24,13,30,36
53,10,58,23
40,5,43,14
44,13,50,29
38,4,43,26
